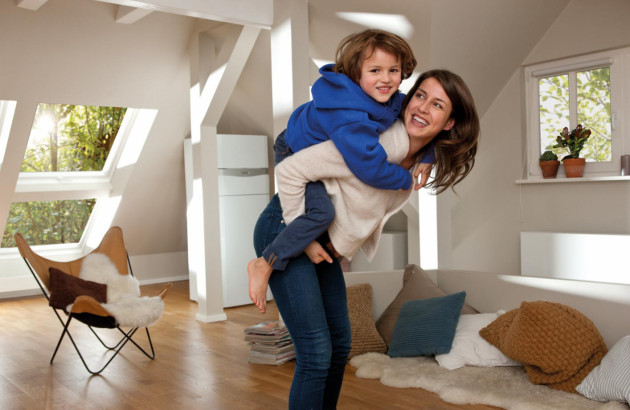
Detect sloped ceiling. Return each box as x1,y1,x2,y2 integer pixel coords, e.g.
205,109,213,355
429,0,570,116
309,0,570,116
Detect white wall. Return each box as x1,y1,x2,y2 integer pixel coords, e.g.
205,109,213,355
437,71,525,272
438,0,630,275
0,0,195,259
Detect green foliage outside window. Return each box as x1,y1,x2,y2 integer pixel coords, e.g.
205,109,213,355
22,103,126,172
577,68,612,162
2,103,126,248
2,199,96,247
538,67,611,162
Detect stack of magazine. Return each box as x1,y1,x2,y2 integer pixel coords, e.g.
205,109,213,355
244,321,295,365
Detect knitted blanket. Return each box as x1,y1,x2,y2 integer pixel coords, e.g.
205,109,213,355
479,301,607,392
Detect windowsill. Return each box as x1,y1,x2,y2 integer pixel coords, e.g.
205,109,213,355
516,175,630,184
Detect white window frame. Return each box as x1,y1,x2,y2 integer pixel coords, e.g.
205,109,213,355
525,47,629,180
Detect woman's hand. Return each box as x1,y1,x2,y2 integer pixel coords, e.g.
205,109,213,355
414,163,433,190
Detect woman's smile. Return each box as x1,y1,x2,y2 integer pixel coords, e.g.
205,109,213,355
405,77,454,142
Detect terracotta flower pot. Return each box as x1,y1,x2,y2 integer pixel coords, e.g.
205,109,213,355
563,157,586,178
539,160,560,179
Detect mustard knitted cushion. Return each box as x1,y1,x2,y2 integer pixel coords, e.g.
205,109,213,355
346,283,387,358
479,301,607,393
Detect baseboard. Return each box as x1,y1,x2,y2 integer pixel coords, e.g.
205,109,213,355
195,312,227,322
138,275,188,285
0,288,41,299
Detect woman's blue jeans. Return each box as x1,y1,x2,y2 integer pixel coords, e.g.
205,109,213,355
253,194,352,410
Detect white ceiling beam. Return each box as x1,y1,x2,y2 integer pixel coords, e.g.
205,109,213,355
199,25,261,126
94,0,272,28
0,101,34,239
115,5,153,24
271,0,310,136
15,0,48,11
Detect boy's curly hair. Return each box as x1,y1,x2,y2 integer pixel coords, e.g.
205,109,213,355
333,29,417,84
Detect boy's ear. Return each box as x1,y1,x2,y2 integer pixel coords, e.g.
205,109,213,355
443,118,455,131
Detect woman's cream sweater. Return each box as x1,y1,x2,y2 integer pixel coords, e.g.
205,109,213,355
275,120,415,261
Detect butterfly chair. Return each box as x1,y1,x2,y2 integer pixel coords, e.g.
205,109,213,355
14,226,172,375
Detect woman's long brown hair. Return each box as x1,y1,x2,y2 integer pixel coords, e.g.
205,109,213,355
401,70,480,194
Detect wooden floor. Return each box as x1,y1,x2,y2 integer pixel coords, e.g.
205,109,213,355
0,281,500,409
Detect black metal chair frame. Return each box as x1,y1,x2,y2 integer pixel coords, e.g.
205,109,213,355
23,252,156,376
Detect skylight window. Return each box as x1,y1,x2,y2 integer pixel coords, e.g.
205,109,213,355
1,199,96,247
21,103,126,173
1,103,130,248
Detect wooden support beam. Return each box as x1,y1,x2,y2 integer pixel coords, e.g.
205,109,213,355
186,23,260,322
15,0,48,11
270,0,310,137
115,5,153,24
200,25,261,126
94,0,272,28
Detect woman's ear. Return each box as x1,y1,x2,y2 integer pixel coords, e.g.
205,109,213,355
443,118,455,131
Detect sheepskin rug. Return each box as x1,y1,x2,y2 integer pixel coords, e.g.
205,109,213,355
74,253,164,328
350,353,628,410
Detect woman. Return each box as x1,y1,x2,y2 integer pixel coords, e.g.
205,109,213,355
253,69,479,410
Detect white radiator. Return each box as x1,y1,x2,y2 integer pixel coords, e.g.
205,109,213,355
520,232,630,285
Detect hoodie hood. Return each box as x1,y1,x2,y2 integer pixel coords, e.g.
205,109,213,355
311,64,403,120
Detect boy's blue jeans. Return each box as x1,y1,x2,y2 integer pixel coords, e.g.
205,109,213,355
260,130,335,270
253,194,351,410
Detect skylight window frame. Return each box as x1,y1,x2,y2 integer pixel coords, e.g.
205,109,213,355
1,105,153,251
14,107,140,191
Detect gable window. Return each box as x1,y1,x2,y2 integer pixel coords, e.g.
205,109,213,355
538,67,611,162
525,47,629,179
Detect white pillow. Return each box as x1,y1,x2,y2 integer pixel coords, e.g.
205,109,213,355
435,312,521,370
576,335,630,403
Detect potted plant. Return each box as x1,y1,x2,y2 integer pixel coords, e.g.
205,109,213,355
539,150,559,179
552,124,591,178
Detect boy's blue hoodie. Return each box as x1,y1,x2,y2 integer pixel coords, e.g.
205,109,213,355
285,63,434,191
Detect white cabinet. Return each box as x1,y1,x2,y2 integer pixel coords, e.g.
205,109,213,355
184,134,270,307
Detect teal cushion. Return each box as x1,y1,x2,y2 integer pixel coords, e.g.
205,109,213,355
387,291,466,358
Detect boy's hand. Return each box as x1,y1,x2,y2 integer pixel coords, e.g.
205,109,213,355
414,163,433,190
305,241,333,264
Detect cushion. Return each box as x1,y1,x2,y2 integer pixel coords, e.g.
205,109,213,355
387,291,466,358
346,283,386,358
479,301,607,393
48,267,107,312
375,264,477,346
576,335,630,403
435,312,521,370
